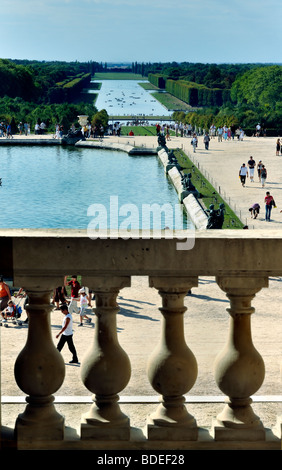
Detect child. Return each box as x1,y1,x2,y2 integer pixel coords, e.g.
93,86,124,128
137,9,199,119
78,287,92,326
1,300,15,322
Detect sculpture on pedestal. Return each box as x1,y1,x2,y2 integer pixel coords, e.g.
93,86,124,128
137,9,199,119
206,203,225,229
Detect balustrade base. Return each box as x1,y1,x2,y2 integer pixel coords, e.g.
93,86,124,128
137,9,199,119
146,418,198,441
212,419,266,442
15,414,65,442
81,419,131,441
273,416,282,438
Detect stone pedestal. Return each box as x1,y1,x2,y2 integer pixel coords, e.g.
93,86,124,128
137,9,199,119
80,276,131,440
14,288,65,442
146,276,198,440
212,276,268,441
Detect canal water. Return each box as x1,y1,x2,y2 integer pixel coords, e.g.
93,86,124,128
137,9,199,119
88,79,172,119
0,145,191,230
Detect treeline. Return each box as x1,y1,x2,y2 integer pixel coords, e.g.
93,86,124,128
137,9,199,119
0,96,96,134
144,62,259,88
147,63,282,134
1,58,281,134
0,59,102,132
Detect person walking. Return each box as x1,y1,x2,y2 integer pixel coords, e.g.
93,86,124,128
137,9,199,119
247,156,256,182
239,163,248,187
257,160,263,182
276,138,280,156
56,304,79,364
78,287,92,326
0,275,11,311
260,165,267,187
64,274,80,316
203,132,210,150
52,286,67,310
191,133,198,152
264,191,275,222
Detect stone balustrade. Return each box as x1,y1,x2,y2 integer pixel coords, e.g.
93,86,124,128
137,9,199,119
1,228,282,450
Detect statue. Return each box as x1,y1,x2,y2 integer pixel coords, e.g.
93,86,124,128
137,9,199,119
61,128,85,145
181,173,196,192
168,150,178,165
157,133,168,152
206,203,225,229
217,203,225,228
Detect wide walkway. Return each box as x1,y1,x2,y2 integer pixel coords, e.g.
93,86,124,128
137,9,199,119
106,133,282,230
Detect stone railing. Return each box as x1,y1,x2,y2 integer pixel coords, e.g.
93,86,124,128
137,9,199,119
1,228,282,451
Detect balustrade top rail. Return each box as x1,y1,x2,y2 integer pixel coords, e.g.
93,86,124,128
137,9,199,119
1,229,282,285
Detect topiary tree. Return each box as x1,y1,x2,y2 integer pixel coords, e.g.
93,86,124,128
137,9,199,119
91,109,109,130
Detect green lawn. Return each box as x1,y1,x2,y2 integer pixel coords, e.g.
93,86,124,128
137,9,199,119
151,92,194,111
120,125,158,136
174,149,244,229
110,115,172,121
93,72,145,80
138,82,159,90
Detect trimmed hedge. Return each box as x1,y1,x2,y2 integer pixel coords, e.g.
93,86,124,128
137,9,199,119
165,79,231,107
148,74,232,107
48,73,91,103
148,73,166,89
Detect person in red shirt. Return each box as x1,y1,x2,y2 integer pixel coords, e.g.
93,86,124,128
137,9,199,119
64,275,81,315
264,192,275,221
0,276,11,311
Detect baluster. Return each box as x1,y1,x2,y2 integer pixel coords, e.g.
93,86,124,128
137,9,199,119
14,288,65,442
146,276,198,440
213,276,268,441
80,276,131,440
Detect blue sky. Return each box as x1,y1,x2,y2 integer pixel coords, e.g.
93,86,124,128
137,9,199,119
2,0,281,64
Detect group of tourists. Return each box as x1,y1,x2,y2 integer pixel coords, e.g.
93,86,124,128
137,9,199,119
238,154,280,222
239,157,267,187
0,122,14,138
0,121,47,138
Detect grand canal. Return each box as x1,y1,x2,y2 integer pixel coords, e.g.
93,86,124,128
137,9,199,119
0,145,191,230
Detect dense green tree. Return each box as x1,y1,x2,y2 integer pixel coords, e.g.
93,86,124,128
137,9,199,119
231,65,282,109
0,59,38,101
91,109,109,130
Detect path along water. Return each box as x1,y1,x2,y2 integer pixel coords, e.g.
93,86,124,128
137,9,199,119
114,133,282,230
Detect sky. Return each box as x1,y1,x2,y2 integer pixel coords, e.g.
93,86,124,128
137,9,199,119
1,0,281,64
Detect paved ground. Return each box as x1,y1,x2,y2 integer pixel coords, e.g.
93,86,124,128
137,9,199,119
2,275,282,436
105,133,282,230
1,132,282,443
